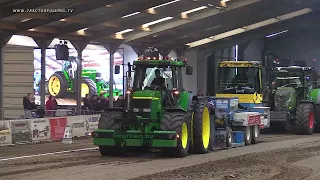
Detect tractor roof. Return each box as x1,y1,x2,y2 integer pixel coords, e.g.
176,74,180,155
133,58,186,67
276,66,314,71
218,61,262,67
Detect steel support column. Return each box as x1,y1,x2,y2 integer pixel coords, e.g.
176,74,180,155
105,43,120,107
132,46,147,57
70,40,89,115
33,38,53,107
0,34,12,120
157,48,170,58
175,46,187,57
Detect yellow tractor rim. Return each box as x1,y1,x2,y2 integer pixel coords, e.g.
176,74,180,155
202,107,210,149
191,112,194,145
81,83,89,98
181,122,188,149
48,76,60,96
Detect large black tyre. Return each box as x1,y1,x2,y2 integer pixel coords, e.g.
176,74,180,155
296,103,315,135
192,98,214,154
81,78,97,98
243,126,252,145
251,125,260,144
98,111,122,129
98,111,124,156
48,71,68,98
160,111,190,158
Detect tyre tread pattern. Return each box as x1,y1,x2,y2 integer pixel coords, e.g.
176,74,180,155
296,103,314,135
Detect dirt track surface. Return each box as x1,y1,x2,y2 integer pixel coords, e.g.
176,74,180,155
1,134,320,180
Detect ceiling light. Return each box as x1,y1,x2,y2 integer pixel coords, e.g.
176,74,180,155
122,12,140,18
151,0,180,9
186,8,312,48
60,19,66,22
266,30,288,38
28,28,35,31
142,17,173,28
115,29,134,35
79,28,88,31
208,4,214,7
181,6,208,15
221,0,230,3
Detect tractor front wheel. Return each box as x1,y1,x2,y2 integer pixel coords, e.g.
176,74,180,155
98,111,123,156
160,111,190,158
47,72,68,98
296,103,315,135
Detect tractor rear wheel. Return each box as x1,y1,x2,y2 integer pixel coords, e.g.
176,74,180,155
81,78,97,98
192,98,214,154
244,126,252,145
98,111,124,156
160,111,190,158
48,72,68,98
251,125,260,144
296,103,315,135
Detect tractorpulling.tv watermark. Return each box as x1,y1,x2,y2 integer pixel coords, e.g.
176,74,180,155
12,9,74,13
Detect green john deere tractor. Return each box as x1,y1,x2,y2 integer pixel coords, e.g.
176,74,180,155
48,57,122,98
93,56,215,158
269,66,320,134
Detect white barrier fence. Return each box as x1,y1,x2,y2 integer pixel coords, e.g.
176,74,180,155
0,114,101,146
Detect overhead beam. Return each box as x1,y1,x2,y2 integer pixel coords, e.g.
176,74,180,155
88,0,221,40
52,0,177,37
124,0,262,43
14,0,119,33
157,3,308,47
196,13,320,51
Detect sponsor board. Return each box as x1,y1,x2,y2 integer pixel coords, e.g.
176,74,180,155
67,116,85,137
31,118,50,141
10,120,32,144
49,117,67,140
0,121,12,145
84,114,100,135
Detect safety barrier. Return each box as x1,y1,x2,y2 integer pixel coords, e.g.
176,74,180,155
0,114,101,146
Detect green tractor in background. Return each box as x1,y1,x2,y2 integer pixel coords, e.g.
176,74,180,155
268,66,320,134
93,49,215,158
48,57,122,98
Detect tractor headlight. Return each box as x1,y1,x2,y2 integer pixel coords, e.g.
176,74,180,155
133,108,139,112
143,108,151,113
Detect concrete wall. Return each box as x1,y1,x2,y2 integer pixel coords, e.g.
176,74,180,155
3,45,34,119
267,30,320,69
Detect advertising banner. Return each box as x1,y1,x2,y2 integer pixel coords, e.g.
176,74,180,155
31,118,50,141
10,120,32,144
67,116,85,138
0,120,12,145
83,114,100,136
49,117,67,140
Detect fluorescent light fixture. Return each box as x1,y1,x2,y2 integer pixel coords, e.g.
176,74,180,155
266,30,288,38
142,17,173,28
151,0,180,9
115,29,134,35
122,12,140,18
79,28,88,31
186,8,312,48
181,6,208,15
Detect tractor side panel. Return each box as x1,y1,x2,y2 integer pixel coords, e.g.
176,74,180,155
179,92,190,112
309,89,320,104
62,70,72,90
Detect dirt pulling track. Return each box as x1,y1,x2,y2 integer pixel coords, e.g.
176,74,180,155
1,134,320,180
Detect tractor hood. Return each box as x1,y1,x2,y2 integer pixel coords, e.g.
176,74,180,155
274,87,297,111
132,90,161,100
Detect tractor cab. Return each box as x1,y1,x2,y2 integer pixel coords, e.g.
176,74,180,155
125,56,193,112
216,61,264,108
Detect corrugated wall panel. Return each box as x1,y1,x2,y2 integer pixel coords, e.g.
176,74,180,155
3,45,34,118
